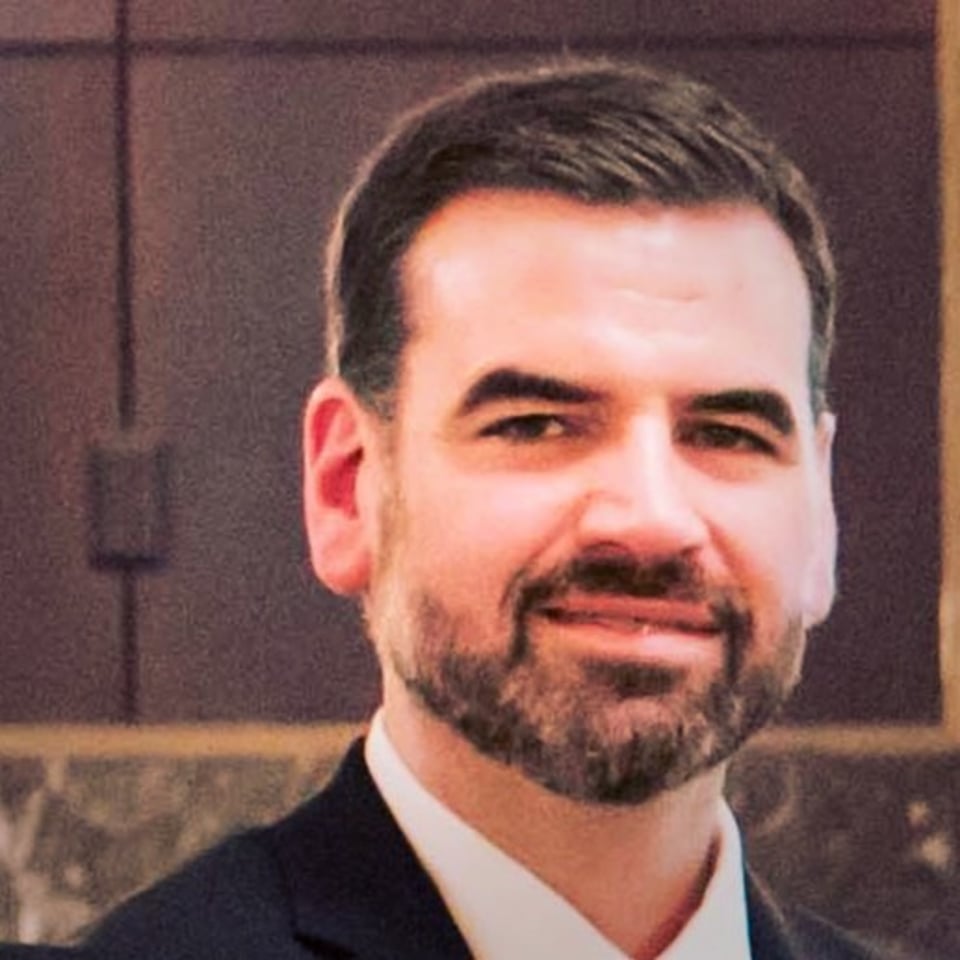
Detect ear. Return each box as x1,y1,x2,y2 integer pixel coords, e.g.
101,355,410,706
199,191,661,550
802,411,838,627
303,378,379,595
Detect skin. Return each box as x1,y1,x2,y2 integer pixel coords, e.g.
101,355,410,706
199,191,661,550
304,190,836,957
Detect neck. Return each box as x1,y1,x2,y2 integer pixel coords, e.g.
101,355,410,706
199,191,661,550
382,693,728,959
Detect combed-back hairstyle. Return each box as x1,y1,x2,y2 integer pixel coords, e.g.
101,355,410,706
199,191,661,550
325,59,835,414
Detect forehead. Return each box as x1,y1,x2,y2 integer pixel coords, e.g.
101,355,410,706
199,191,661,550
398,190,812,404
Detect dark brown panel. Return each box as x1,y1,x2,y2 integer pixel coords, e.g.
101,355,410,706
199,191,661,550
130,0,636,43
634,0,934,40
0,57,124,721
129,0,933,44
0,0,114,42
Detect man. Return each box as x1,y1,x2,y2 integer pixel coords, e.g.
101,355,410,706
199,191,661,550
80,60,892,959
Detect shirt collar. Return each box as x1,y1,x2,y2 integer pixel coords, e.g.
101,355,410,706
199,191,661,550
365,710,752,960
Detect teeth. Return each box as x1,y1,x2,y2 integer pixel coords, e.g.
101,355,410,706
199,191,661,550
563,612,658,632
542,608,714,634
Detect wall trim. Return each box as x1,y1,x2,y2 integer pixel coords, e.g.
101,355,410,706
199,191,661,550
939,0,960,737
0,723,362,758
0,723,957,758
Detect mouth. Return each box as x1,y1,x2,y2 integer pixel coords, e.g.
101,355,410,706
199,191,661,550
530,593,723,665
537,594,720,636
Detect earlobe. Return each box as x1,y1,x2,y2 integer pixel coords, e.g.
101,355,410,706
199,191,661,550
303,378,376,595
803,412,838,627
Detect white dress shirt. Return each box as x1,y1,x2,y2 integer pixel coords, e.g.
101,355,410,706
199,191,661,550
365,711,752,960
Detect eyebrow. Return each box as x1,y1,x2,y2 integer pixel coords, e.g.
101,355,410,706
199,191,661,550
457,371,797,437
457,368,602,416
688,389,796,437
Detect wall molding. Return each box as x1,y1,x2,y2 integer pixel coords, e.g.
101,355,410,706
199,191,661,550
0,722,958,758
939,0,960,737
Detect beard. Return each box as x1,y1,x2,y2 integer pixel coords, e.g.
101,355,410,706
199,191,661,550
369,523,805,806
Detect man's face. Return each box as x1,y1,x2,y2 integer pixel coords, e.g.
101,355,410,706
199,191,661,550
362,190,835,804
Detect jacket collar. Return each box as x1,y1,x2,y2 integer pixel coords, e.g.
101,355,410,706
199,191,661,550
746,868,802,960
272,738,814,960
271,739,473,960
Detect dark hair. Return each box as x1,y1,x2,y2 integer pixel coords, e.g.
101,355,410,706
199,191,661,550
326,59,835,414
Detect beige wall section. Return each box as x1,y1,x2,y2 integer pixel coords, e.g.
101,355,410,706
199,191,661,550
0,722,361,759
941,0,960,736
0,721,957,757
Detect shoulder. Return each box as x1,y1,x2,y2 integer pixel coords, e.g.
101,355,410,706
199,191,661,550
0,950,89,959
786,906,908,960
747,872,914,960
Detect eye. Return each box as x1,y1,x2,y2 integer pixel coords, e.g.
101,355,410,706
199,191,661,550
478,413,570,443
678,421,776,455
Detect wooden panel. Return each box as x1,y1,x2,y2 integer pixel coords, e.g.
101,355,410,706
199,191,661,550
0,57,124,721
129,0,933,43
0,1,114,42
634,0,933,39
129,0,636,44
940,0,960,735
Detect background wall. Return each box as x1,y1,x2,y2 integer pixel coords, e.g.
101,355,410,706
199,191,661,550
0,0,953,953
0,0,942,725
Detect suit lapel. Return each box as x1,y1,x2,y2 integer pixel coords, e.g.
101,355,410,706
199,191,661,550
271,739,473,960
746,868,804,960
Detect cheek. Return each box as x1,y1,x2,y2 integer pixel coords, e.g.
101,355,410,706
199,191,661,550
705,483,815,615
396,464,579,605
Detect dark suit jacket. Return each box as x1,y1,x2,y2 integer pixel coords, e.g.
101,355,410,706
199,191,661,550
0,950,89,959
83,739,894,960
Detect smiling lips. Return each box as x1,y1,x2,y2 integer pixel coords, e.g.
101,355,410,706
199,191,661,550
536,594,720,638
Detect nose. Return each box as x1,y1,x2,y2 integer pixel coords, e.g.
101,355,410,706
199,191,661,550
575,415,708,558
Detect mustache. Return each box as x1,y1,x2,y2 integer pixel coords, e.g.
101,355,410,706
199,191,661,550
517,555,710,611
